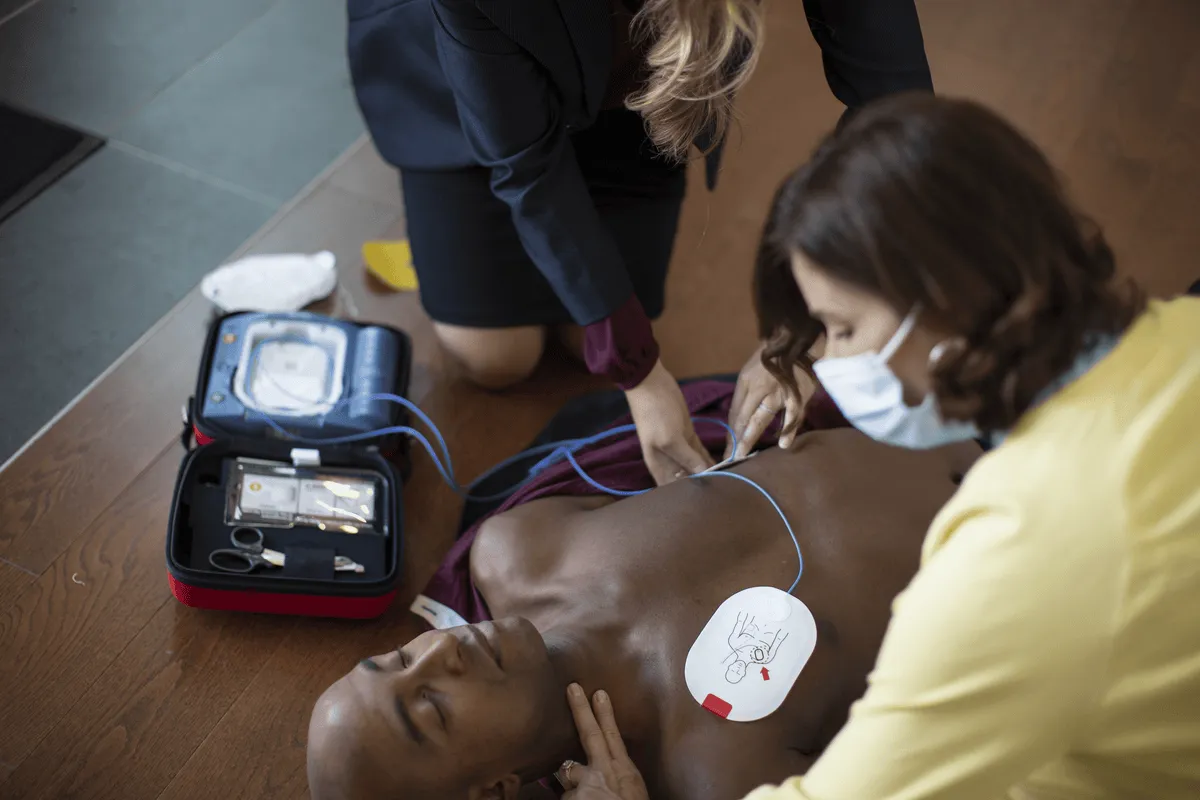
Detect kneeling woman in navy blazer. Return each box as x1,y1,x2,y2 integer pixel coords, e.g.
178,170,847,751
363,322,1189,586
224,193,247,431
348,0,934,485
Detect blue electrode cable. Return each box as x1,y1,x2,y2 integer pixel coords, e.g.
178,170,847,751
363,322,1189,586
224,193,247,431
244,375,804,591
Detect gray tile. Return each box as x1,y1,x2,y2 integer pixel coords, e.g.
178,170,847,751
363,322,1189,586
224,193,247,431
328,137,405,210
115,0,365,203
0,0,278,134
0,147,274,462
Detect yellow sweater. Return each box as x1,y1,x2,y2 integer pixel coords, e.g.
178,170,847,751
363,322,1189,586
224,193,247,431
746,298,1200,800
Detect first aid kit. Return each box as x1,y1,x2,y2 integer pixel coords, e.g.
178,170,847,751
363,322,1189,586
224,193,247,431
167,311,412,619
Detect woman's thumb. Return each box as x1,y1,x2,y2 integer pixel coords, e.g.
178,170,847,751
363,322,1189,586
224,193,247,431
563,764,608,797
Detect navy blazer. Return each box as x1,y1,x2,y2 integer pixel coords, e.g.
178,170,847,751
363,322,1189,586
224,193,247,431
347,0,933,327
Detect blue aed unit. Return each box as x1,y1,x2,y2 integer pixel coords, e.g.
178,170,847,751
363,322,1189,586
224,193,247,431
200,312,402,440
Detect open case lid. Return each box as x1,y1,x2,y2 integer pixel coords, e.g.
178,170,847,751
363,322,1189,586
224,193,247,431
184,311,413,465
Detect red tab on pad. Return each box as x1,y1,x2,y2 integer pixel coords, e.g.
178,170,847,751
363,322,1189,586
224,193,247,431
702,694,732,718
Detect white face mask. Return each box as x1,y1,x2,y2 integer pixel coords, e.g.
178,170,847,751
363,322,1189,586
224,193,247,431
812,308,980,449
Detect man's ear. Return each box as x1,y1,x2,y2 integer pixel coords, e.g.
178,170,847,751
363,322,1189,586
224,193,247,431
468,774,521,800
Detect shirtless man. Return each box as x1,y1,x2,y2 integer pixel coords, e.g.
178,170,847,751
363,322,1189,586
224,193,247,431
307,385,980,800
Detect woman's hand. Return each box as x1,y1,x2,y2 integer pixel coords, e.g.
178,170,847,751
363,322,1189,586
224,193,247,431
557,684,650,800
626,360,714,485
727,344,815,458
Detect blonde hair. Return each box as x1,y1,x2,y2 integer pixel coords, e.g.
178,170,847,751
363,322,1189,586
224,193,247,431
628,0,765,161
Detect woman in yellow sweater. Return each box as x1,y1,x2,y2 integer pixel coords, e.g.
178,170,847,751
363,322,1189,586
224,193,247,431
561,93,1200,799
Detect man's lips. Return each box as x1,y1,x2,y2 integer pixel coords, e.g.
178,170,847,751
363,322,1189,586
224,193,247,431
469,624,501,669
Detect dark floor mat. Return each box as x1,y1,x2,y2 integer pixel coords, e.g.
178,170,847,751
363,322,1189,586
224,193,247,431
0,103,103,223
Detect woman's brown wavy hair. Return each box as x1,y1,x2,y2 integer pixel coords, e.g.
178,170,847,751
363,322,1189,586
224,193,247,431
754,93,1145,433
628,0,764,160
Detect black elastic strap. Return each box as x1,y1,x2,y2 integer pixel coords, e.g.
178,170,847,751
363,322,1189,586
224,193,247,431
282,547,336,580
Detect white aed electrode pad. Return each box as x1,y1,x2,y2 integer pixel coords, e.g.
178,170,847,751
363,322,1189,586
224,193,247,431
684,586,817,722
233,318,348,416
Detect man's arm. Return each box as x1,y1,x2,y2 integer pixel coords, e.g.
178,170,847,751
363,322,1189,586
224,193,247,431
742,509,1120,799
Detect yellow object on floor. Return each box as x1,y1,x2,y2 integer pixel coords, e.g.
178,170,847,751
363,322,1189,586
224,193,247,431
362,240,419,291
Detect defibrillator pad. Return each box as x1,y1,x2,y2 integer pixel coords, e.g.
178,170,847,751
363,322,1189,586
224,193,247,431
684,586,817,722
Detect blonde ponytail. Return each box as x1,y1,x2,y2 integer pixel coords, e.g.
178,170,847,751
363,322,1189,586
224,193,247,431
628,0,765,161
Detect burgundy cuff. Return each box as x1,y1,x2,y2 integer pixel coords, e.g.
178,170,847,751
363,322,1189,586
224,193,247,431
583,294,660,390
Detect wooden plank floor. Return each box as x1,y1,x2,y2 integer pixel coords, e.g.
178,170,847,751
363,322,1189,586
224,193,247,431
2,1,1199,797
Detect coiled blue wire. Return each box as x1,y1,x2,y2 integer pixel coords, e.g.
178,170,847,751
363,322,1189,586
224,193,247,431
244,390,804,591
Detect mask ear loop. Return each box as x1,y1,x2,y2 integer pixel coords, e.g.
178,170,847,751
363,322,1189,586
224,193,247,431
878,304,922,362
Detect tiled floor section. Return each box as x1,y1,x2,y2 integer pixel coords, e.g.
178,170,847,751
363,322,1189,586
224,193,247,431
1,1,1200,798
113,0,366,203
0,0,278,135
0,147,276,461
0,0,364,463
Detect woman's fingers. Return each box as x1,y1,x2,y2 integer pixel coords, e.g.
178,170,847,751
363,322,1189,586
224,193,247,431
562,765,615,798
778,395,804,449
727,390,763,456
672,433,715,476
736,401,779,458
558,761,595,791
649,436,714,486
567,684,611,766
727,369,754,459
562,687,649,800
645,451,673,487
589,690,630,761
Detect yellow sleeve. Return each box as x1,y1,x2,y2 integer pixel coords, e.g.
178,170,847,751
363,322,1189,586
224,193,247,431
742,508,1121,800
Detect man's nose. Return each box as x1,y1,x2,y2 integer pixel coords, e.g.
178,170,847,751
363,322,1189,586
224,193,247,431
410,632,465,677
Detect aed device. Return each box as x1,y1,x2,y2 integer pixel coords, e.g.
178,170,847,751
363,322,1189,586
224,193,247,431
169,311,412,620
199,312,402,440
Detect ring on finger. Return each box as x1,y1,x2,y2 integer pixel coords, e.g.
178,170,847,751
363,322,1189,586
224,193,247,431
557,760,578,788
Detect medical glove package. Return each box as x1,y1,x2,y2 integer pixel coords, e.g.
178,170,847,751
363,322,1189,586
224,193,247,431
166,311,412,619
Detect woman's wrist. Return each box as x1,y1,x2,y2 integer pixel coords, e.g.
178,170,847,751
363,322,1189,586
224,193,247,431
623,359,667,401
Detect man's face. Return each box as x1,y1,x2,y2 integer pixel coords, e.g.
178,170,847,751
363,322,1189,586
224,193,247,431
308,617,559,799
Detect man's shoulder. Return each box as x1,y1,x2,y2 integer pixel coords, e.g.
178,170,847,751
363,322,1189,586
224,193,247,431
471,495,605,590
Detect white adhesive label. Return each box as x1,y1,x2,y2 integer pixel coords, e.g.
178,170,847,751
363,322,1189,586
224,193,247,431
238,473,300,517
410,595,470,630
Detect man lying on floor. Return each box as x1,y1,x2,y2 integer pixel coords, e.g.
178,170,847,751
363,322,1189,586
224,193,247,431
306,379,981,800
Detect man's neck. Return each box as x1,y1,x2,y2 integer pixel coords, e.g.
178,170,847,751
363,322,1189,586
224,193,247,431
507,630,592,783
514,622,660,783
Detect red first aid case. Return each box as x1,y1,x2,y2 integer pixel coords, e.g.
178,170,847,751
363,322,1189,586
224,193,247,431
167,311,412,619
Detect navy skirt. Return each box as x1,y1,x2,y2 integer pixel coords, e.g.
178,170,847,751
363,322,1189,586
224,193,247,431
400,109,687,329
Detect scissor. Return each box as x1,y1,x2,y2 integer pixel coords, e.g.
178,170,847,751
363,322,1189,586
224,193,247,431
209,527,365,574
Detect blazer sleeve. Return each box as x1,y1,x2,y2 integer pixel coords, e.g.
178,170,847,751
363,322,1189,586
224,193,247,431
431,0,659,388
802,0,934,118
